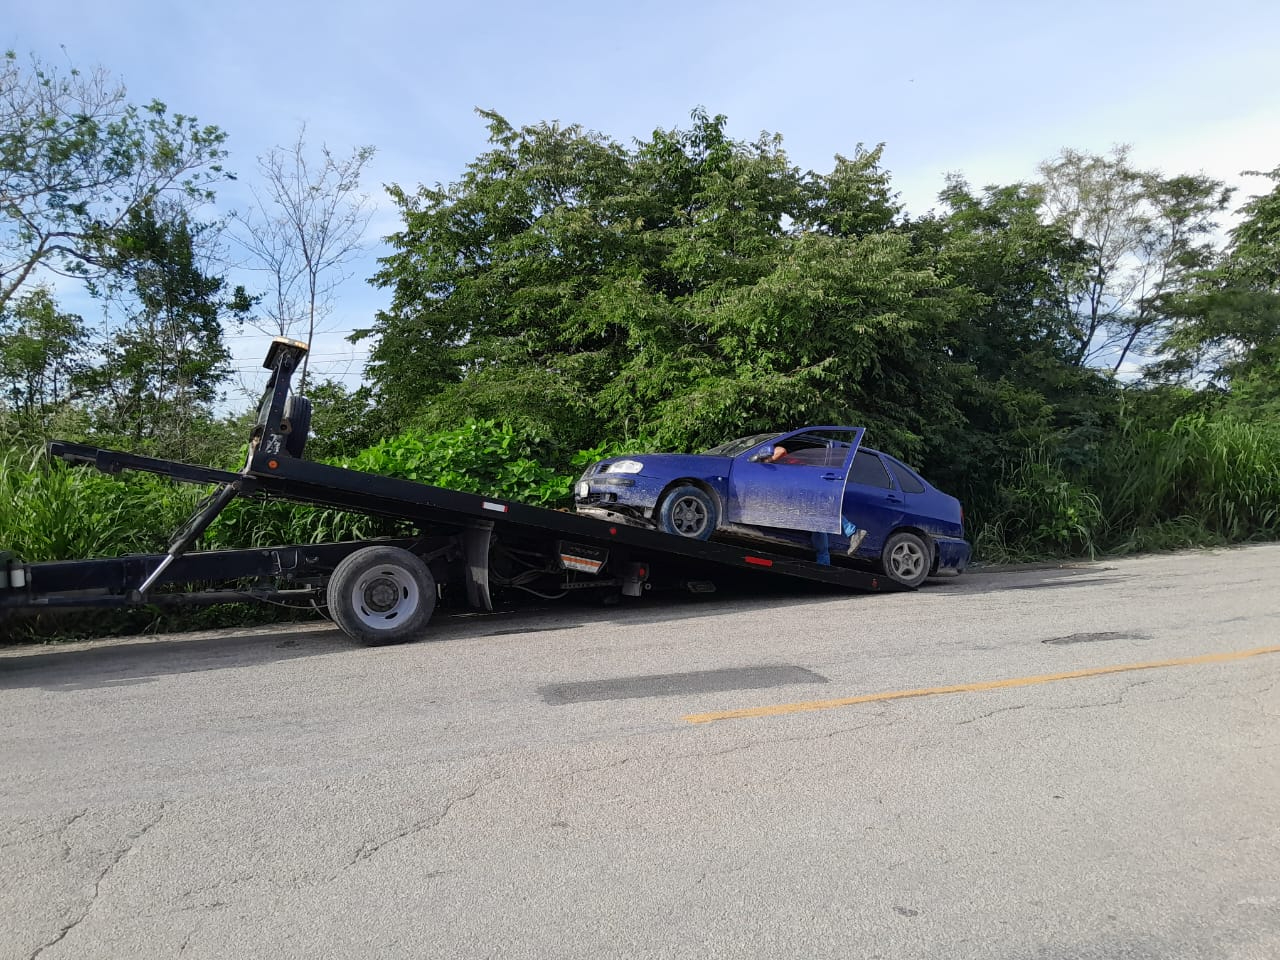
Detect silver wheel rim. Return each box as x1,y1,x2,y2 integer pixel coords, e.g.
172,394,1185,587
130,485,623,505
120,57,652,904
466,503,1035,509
350,565,419,631
670,495,709,536
889,541,926,581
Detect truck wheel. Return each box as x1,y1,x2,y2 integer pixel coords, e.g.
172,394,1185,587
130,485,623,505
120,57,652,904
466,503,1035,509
657,485,717,540
326,546,436,645
283,394,312,459
881,531,932,588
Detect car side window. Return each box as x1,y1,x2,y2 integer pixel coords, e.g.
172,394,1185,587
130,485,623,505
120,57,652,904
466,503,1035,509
888,459,926,494
780,447,839,466
850,450,893,489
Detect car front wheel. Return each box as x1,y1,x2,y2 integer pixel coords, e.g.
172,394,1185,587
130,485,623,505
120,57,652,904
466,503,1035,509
657,485,717,540
881,531,932,588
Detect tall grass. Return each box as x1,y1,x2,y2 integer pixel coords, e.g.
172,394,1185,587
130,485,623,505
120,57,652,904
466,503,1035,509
1091,415,1280,543
0,447,205,562
971,447,1103,562
204,499,399,550
974,414,1280,562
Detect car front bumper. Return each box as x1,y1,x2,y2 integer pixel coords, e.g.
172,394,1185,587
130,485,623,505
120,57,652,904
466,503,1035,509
572,474,669,518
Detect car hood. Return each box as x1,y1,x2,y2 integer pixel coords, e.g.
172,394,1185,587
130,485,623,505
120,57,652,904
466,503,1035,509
584,453,732,478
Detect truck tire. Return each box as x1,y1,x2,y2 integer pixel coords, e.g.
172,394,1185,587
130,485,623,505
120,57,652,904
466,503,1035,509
880,530,932,588
283,394,312,459
657,485,717,540
326,545,436,645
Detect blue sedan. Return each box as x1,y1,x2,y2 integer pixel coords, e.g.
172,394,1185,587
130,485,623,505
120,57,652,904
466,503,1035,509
573,426,970,587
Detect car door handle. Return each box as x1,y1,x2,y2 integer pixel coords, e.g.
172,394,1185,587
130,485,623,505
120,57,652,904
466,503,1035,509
821,473,842,481
885,494,904,503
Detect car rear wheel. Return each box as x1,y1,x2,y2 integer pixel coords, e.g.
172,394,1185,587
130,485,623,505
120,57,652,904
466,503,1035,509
881,531,932,588
657,485,717,540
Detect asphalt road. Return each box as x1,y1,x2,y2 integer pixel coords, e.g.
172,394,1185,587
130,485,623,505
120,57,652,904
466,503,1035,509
2,545,1278,960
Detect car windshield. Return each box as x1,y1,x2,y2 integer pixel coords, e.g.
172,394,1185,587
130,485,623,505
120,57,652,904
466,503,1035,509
702,434,777,457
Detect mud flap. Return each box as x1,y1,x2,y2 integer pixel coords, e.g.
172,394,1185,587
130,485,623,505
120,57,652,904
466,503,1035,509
462,521,494,611
621,561,650,597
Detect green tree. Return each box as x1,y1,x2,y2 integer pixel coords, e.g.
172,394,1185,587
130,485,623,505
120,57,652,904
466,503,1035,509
302,379,389,460
1037,147,1231,371
81,201,252,457
796,144,901,238
0,286,89,432
361,108,634,441
1119,172,1234,370
364,109,958,457
908,179,1110,500
0,50,229,311
1155,165,1280,413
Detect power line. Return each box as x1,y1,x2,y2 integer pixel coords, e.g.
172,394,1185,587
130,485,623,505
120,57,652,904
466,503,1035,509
220,329,369,341
229,351,369,359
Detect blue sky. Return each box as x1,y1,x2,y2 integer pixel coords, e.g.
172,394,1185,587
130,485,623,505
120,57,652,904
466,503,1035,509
6,0,1280,397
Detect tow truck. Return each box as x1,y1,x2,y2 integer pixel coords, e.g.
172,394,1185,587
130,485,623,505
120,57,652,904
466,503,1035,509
0,339,907,645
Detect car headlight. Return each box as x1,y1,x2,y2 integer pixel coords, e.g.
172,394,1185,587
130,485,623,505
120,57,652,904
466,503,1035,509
575,481,590,498
607,459,644,474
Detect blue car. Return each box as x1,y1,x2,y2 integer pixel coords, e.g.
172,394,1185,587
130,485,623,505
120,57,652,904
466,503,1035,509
573,426,970,587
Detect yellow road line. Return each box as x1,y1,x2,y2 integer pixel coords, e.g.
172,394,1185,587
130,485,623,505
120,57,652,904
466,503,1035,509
681,644,1280,725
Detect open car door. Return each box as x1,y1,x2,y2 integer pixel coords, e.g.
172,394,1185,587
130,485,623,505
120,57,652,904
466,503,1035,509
725,427,864,534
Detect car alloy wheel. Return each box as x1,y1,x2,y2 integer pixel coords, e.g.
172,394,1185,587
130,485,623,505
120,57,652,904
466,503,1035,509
657,485,717,541
889,541,925,579
670,495,708,535
880,530,932,588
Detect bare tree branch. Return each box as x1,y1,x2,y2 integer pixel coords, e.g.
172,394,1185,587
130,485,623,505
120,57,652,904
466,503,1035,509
232,125,375,389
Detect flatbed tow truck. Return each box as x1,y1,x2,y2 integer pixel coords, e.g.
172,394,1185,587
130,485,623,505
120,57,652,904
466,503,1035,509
0,339,907,645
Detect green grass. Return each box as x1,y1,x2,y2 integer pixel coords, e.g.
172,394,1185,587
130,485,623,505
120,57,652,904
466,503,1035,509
972,413,1280,563
0,447,205,562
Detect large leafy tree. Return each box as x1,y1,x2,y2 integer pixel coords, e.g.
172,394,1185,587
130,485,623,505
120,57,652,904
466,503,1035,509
917,179,1081,383
907,179,1110,498
364,110,963,457
0,50,230,312
362,109,635,442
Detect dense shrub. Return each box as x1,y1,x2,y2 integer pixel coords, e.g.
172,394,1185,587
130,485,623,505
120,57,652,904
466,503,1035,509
972,450,1103,562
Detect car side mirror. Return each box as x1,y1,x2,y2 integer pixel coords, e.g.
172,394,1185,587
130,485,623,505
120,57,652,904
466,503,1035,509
748,452,768,463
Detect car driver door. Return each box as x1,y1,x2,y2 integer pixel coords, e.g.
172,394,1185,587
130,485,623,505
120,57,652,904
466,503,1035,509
725,427,864,534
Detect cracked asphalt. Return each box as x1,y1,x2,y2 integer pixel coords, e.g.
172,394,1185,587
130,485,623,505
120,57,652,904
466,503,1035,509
2,544,1278,959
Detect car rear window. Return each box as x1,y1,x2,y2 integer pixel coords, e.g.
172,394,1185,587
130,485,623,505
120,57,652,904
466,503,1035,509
850,450,892,489
887,459,926,494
